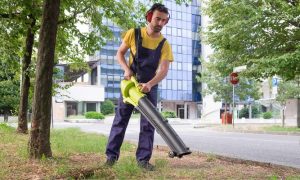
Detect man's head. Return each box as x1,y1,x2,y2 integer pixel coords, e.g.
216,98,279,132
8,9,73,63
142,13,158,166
145,3,170,33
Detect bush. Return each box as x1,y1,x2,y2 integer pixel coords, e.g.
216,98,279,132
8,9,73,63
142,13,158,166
101,100,115,115
161,111,177,118
263,111,272,119
85,111,105,119
238,108,249,118
238,106,259,118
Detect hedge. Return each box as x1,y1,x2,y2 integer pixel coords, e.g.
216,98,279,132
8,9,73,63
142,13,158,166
263,111,272,119
85,111,105,119
161,111,177,118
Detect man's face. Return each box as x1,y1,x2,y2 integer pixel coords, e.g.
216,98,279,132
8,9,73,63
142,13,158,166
149,10,169,33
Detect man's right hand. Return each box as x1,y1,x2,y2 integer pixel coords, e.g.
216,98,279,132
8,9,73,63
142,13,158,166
124,69,133,80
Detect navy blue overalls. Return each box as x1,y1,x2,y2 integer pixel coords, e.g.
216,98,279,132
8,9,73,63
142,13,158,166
105,28,166,162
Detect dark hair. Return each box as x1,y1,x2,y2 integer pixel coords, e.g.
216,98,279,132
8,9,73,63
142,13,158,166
149,3,169,15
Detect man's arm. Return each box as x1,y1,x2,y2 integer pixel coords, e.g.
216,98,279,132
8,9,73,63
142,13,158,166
116,41,133,80
140,60,170,93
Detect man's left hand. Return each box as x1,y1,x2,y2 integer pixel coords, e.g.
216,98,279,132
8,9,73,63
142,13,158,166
139,83,152,93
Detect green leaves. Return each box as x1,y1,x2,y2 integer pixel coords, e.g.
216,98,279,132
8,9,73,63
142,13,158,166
202,0,300,81
199,61,261,104
276,78,300,104
0,80,20,114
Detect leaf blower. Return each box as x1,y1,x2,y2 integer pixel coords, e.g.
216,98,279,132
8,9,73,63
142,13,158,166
121,77,191,158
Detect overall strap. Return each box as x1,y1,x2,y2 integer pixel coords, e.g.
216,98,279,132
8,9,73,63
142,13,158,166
129,28,142,78
156,38,166,52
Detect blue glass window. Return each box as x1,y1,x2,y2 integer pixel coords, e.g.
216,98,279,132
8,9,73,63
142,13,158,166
177,80,182,90
167,80,172,89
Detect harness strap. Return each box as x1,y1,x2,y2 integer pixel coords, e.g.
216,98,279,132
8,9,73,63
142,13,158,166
130,28,142,78
130,28,166,81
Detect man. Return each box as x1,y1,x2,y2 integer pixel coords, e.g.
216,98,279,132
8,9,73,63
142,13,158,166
105,3,173,171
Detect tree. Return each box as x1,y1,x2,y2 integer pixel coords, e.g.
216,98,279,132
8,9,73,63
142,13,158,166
17,12,37,134
277,79,300,104
1,0,42,133
0,81,20,122
0,41,20,122
101,100,115,115
202,0,300,81
276,78,300,127
29,0,60,159
198,61,261,112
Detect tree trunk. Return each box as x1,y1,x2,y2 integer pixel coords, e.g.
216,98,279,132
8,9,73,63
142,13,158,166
224,102,227,125
29,0,60,159
281,106,285,128
4,111,9,123
297,98,300,128
17,17,36,134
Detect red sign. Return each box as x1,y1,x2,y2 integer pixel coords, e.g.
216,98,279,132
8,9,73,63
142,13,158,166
230,72,239,85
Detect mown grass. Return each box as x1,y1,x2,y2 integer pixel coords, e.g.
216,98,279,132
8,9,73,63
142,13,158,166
0,123,135,179
1,123,300,179
264,125,300,133
51,128,131,156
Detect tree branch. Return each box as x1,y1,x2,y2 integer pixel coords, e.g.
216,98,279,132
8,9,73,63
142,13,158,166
288,20,300,28
0,12,20,19
58,6,90,25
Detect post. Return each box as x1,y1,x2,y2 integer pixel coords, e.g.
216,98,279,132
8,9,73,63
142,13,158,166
232,84,235,128
249,104,252,119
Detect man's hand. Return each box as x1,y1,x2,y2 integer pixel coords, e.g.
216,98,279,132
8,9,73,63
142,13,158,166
139,82,152,93
124,69,133,80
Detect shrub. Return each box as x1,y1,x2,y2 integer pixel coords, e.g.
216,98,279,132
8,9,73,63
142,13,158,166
238,108,249,118
161,111,177,118
263,111,272,119
238,106,259,118
85,111,105,119
101,100,115,115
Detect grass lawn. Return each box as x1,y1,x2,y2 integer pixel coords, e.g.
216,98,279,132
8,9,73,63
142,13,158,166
1,123,300,179
263,126,300,132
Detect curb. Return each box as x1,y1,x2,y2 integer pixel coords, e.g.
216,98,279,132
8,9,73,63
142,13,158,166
196,127,300,136
64,119,104,123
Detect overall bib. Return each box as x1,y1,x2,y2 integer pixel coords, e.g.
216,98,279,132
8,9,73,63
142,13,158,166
106,28,166,161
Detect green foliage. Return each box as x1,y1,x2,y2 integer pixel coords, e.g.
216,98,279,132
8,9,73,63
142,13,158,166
202,0,300,81
0,0,192,74
0,80,20,114
276,79,300,104
161,111,177,118
0,0,157,98
84,111,104,119
198,61,261,104
101,100,115,115
263,111,272,119
238,106,259,118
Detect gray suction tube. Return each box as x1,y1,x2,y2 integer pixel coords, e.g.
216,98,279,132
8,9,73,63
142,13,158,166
137,97,191,158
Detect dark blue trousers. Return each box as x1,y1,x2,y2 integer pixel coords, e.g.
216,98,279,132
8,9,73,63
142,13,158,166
105,88,157,162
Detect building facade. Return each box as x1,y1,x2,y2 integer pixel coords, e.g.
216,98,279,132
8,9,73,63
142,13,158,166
90,0,202,119
52,63,105,121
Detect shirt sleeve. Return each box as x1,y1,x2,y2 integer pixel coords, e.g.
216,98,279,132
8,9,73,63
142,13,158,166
123,28,135,49
161,40,174,62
